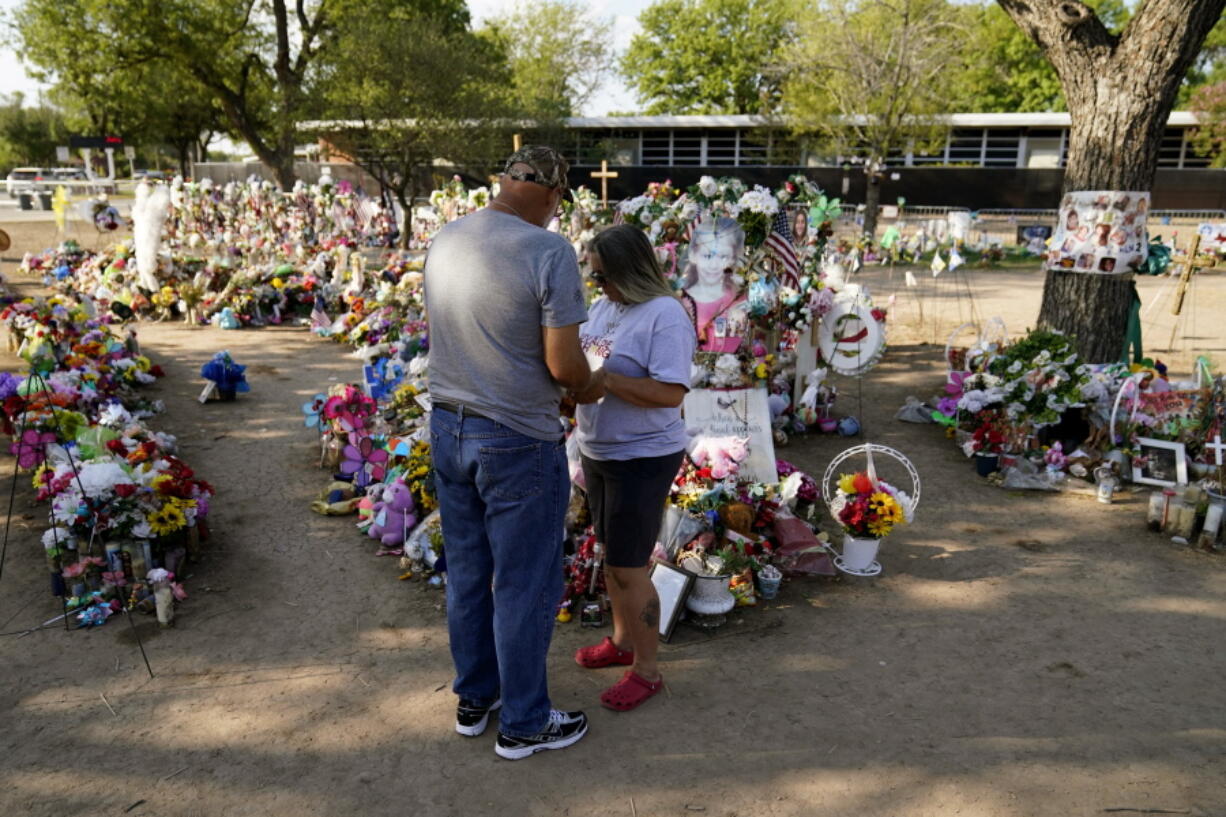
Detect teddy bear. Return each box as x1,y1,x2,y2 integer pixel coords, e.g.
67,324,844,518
367,480,417,553
688,435,750,480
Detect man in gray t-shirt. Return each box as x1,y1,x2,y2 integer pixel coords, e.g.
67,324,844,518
424,145,597,760
426,208,587,439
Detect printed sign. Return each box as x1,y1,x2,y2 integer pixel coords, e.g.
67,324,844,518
683,387,777,483
1196,223,1226,252
1047,190,1150,274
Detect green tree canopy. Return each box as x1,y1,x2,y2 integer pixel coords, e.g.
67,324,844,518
779,0,966,236
313,0,512,243
478,0,613,119
0,93,70,172
621,0,795,115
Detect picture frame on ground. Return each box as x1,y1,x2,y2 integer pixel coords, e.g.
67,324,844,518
1131,437,1188,487
650,561,694,642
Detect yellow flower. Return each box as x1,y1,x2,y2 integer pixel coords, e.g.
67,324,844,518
838,473,858,495
868,518,892,537
147,503,187,537
151,474,173,494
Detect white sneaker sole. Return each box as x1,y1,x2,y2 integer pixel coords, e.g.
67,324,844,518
494,720,588,760
455,699,501,737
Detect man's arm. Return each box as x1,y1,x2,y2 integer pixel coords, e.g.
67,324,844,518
543,324,593,391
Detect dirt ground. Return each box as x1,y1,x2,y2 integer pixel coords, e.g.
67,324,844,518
1,218,1224,817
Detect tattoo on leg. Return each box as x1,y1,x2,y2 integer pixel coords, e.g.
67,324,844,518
639,597,660,629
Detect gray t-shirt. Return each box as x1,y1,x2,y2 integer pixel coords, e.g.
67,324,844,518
424,208,588,440
576,295,695,461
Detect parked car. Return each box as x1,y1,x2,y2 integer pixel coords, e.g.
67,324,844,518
5,167,50,198
131,169,166,181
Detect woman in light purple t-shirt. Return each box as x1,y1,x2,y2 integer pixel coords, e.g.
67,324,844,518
570,225,696,712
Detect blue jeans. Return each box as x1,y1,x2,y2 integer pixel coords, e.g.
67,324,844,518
430,407,568,737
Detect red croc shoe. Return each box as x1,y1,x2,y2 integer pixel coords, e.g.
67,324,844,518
600,671,663,712
574,636,634,669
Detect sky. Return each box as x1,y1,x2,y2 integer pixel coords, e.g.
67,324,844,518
0,0,650,117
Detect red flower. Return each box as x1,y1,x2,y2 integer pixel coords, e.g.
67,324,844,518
852,472,874,495
106,439,127,454
114,483,138,498
149,365,165,378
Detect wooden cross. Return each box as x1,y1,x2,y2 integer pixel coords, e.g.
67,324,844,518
591,160,618,207
1206,433,1226,467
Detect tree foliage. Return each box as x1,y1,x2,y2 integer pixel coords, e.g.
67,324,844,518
478,0,613,119
621,0,795,115
779,0,966,237
0,93,70,172
1190,80,1226,166
312,0,512,243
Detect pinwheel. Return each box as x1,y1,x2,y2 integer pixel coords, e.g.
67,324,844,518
340,434,389,488
302,393,327,428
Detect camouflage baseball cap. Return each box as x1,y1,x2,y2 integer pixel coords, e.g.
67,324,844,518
502,145,569,189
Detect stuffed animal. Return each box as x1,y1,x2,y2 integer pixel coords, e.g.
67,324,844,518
796,367,832,425
688,435,750,480
367,480,417,552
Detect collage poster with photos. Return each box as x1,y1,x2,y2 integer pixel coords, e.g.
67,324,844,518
1046,190,1150,274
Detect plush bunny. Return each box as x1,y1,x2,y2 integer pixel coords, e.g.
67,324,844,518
688,435,750,480
367,480,417,551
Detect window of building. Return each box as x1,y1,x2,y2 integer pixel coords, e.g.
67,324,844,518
947,129,984,165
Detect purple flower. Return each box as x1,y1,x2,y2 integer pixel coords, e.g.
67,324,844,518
0,372,19,400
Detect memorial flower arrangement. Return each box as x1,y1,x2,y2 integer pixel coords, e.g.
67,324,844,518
985,330,1091,429
831,471,911,539
0,295,215,624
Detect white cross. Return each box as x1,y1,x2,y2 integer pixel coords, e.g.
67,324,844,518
1206,433,1226,467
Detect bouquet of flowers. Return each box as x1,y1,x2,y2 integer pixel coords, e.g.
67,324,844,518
830,470,911,539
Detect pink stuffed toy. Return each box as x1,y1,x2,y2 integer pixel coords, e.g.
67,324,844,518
687,435,750,480
367,480,417,553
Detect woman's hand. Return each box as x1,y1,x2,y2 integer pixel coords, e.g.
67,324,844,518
571,368,607,404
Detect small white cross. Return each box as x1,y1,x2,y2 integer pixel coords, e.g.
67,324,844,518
1206,433,1226,467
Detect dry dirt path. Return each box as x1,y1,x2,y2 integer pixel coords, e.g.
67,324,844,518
1,222,1223,816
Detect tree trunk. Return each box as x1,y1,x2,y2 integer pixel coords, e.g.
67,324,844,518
177,142,190,179
862,172,881,242
997,0,1226,362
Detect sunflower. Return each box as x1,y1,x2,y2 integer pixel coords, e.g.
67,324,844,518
867,517,893,537
147,503,187,537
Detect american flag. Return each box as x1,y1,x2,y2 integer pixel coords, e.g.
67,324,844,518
683,209,703,243
310,293,331,330
765,209,800,288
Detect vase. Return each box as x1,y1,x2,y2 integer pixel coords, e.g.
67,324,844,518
685,573,736,627
974,452,1000,476
756,566,783,600
841,535,881,572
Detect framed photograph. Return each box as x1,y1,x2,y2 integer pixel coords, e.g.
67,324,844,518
649,562,694,642
1131,437,1188,487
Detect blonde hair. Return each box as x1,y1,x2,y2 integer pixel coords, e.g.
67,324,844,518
589,225,676,305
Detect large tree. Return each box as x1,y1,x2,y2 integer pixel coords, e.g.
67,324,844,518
0,93,70,172
997,0,1226,362
622,0,795,115
479,0,613,119
779,0,965,239
14,0,329,188
312,0,512,246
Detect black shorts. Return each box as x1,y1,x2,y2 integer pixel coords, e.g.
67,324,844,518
581,450,686,569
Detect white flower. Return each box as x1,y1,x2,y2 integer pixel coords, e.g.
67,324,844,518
737,186,780,216
698,176,718,197
77,462,134,498
1007,360,1022,375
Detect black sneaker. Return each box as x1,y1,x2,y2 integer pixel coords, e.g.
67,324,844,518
455,697,501,737
495,709,588,760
